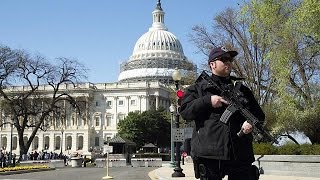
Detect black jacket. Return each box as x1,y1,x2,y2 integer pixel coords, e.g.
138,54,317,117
179,73,265,163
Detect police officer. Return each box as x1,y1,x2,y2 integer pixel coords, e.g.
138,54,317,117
179,46,265,180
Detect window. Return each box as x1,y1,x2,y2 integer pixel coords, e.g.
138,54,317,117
118,100,124,106
95,116,100,126
107,137,111,142
95,137,99,146
13,137,17,150
107,101,112,107
104,133,113,142
130,99,136,106
118,114,125,121
72,115,76,125
96,101,99,106
106,115,112,126
66,117,71,126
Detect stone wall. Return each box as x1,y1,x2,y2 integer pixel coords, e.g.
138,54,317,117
185,155,320,177
254,155,320,178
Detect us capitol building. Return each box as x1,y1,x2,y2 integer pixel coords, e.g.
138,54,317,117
0,0,195,156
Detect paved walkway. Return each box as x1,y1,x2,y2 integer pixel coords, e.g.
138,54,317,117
149,162,320,180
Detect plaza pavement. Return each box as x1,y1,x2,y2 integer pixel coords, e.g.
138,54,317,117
149,162,320,180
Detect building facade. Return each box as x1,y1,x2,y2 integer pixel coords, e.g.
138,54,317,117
0,0,195,156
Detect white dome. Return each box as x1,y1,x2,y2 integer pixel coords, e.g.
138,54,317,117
130,30,184,61
118,1,196,83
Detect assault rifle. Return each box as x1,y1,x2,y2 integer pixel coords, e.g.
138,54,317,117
199,71,276,143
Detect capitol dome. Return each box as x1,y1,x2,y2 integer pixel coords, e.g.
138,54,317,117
130,30,185,61
118,0,196,83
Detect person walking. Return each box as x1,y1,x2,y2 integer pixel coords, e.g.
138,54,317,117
179,46,265,180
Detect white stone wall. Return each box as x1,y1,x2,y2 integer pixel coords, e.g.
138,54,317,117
0,81,171,156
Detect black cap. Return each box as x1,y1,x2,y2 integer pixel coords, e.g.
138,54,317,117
208,46,238,63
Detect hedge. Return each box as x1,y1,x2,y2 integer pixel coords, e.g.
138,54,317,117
253,143,320,155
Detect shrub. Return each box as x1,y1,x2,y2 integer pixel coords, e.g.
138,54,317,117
0,165,49,172
253,143,320,155
299,144,314,155
310,144,320,155
253,143,277,155
277,143,300,155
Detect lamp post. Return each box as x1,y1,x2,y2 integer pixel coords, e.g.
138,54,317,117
9,122,14,166
171,68,185,177
169,104,175,166
58,111,65,157
60,127,64,156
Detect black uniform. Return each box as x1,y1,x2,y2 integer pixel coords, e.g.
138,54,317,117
179,73,265,180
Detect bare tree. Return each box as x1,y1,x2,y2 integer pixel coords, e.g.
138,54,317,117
0,45,87,158
189,8,275,105
0,45,18,87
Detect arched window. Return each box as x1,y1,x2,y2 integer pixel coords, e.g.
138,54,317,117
55,136,61,150
66,136,72,150
33,136,39,150
78,136,83,150
12,136,18,150
1,137,7,150
44,136,49,150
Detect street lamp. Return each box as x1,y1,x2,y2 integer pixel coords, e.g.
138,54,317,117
171,68,185,177
60,127,64,156
9,122,13,165
169,104,175,166
58,111,65,157
172,68,182,89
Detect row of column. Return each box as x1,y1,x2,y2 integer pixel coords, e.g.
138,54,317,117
0,130,88,155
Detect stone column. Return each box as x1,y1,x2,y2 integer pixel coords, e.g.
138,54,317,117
49,133,55,152
126,96,130,113
114,96,118,125
38,134,44,151
138,95,142,113
145,95,149,110
84,97,88,126
155,95,159,110
83,131,89,153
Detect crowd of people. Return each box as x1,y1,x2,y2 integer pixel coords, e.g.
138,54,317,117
26,151,64,161
0,150,16,167
0,149,70,168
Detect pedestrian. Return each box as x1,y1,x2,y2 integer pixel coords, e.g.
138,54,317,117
179,46,264,180
182,151,187,165
63,155,67,166
12,153,16,167
83,155,87,167
0,150,3,168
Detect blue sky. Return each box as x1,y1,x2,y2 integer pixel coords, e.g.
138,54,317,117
0,0,240,83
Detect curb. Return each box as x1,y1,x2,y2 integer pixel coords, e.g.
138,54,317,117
148,169,159,180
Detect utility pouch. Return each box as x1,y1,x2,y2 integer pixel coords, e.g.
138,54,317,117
251,165,260,180
192,156,200,179
199,163,207,177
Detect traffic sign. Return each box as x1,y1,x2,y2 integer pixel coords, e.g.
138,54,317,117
173,128,185,142
103,145,113,153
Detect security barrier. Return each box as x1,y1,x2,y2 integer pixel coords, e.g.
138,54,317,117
95,158,126,167
131,158,162,167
